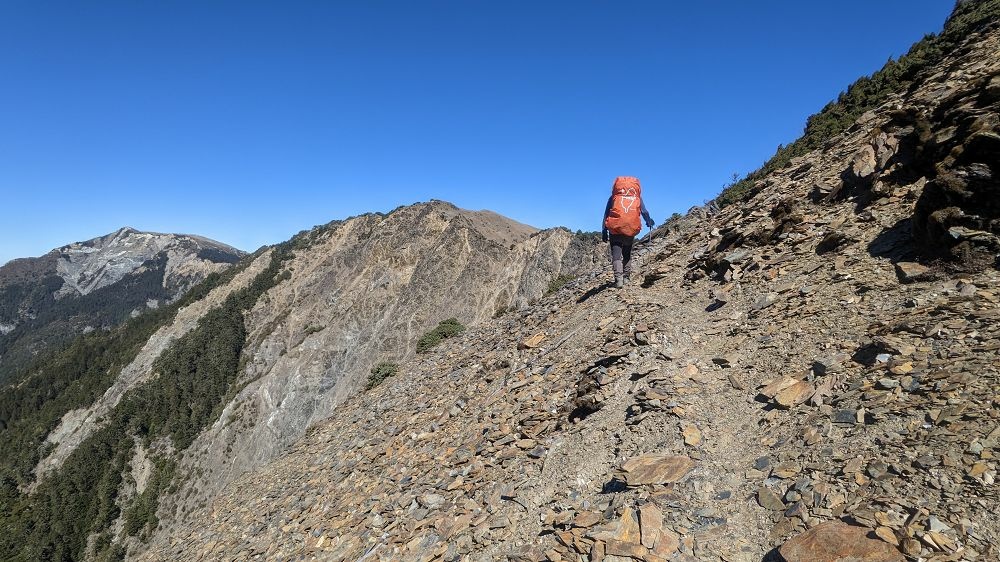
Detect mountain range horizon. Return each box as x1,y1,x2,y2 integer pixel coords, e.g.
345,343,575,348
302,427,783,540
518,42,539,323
1,2,998,561
4,199,597,265
0,1,958,267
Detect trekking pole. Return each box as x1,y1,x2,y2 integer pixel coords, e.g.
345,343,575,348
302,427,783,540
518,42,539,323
639,225,655,247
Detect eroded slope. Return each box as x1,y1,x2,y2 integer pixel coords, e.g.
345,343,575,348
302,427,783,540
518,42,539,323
141,21,1000,562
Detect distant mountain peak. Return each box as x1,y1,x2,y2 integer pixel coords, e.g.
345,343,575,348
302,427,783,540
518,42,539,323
0,225,246,385
53,229,244,297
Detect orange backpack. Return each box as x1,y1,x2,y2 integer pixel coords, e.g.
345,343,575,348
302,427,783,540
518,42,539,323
603,176,642,236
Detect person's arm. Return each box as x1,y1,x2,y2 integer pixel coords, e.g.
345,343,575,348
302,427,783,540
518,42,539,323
602,196,613,240
640,200,654,228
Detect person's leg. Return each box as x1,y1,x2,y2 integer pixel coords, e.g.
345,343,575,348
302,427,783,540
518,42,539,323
609,236,625,287
622,236,634,282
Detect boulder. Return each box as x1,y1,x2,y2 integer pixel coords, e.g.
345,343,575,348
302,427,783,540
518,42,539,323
778,520,904,562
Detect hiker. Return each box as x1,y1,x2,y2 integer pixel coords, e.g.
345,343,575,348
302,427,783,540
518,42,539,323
602,176,654,288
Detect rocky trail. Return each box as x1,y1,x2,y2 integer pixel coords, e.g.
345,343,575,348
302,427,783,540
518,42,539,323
141,196,999,562
140,21,1000,562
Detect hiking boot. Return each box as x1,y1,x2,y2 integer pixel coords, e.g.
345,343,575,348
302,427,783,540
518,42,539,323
614,276,624,289
623,274,631,285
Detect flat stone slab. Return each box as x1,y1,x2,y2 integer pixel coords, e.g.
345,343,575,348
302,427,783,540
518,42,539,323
779,520,904,562
618,454,695,486
895,262,933,283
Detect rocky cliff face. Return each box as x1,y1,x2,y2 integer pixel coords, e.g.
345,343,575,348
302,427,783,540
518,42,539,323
153,203,604,527
0,227,243,383
18,202,603,558
139,16,999,562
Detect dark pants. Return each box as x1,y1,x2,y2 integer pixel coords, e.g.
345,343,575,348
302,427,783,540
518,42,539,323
609,234,634,277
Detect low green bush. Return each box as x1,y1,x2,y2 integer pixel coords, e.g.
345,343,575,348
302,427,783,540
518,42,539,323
366,362,399,390
416,318,465,353
546,274,575,296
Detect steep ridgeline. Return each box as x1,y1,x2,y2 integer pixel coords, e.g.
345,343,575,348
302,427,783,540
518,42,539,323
0,202,603,561
0,227,243,383
143,9,998,562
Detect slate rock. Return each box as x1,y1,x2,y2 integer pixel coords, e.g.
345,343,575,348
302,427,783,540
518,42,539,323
894,262,933,283
618,454,695,486
757,487,786,511
778,520,904,562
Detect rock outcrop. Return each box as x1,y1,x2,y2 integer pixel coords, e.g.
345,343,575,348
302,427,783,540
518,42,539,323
158,203,603,528
910,74,1000,268
0,226,243,299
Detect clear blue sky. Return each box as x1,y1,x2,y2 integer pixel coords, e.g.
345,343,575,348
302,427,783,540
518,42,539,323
1,1,954,264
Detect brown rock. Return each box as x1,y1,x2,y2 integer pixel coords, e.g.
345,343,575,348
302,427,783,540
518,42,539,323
894,262,933,283
519,332,546,349
888,361,912,375
614,508,641,544
775,380,814,408
650,528,679,558
638,504,662,548
757,488,785,511
850,145,877,179
760,376,800,399
573,511,602,528
619,454,695,486
604,540,646,560
900,538,921,557
604,539,647,559
874,526,899,546
680,423,702,447
778,520,904,562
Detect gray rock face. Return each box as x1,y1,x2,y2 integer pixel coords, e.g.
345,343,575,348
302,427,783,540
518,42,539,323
164,202,602,521
52,227,243,297
32,202,603,542
33,256,273,483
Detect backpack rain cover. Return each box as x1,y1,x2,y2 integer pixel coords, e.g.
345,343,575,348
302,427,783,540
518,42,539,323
604,176,642,237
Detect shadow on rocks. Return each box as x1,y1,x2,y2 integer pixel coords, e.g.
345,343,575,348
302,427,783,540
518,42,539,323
704,301,725,313
577,282,612,304
599,478,627,495
867,218,920,263
761,547,784,562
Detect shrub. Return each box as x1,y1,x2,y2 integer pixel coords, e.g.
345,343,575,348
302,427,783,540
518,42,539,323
366,362,399,390
416,318,465,353
546,274,575,296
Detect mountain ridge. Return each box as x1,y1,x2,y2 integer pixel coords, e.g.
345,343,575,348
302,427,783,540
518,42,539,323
0,200,606,561
2,2,999,560
138,9,1000,562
